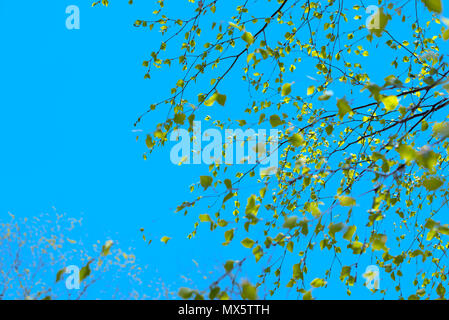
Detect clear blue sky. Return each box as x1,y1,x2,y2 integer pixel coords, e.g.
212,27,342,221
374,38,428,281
0,1,445,299
0,0,255,299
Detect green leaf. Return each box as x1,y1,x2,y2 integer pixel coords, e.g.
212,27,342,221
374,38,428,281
307,85,315,96
303,291,313,300
365,83,382,101
343,226,357,241
416,147,439,171
425,218,438,230
223,192,234,203
310,278,326,288
174,113,186,125
368,8,391,37
247,52,255,64
437,283,446,297
283,216,298,229
224,179,232,190
56,268,66,283
229,22,243,31
337,98,352,120
422,177,444,191
339,196,356,207
161,236,171,244
433,122,449,138
307,202,321,217
422,0,443,14
293,263,301,279
371,234,387,251
223,229,234,245
281,83,292,96
215,93,227,106
204,92,227,107
252,245,263,262
219,292,230,300
224,260,234,273
349,241,364,254
145,135,153,149
241,281,258,300
438,225,449,236
329,222,345,239
178,287,193,299
200,175,213,190
259,186,267,198
199,214,212,222
384,75,403,87
340,266,352,281
79,262,92,282
396,144,417,163
245,194,259,216
236,119,246,127
101,240,114,256
381,95,399,111
217,219,228,227
288,134,304,147
443,29,449,40
269,115,283,127
176,79,185,87
241,238,255,248
209,287,220,300
241,31,255,45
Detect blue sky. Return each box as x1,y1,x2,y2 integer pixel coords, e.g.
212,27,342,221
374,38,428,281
0,1,447,300
0,0,257,299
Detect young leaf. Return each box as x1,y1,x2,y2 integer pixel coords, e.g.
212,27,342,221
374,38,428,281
269,115,283,127
337,98,352,120
422,0,443,14
161,236,171,244
288,134,304,147
241,238,255,248
422,177,444,191
310,278,326,288
241,32,255,45
200,176,213,190
281,83,292,96
339,196,356,207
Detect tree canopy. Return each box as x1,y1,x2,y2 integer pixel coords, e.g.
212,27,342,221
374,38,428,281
95,0,449,300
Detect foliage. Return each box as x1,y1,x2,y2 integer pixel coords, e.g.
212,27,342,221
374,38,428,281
95,0,449,300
